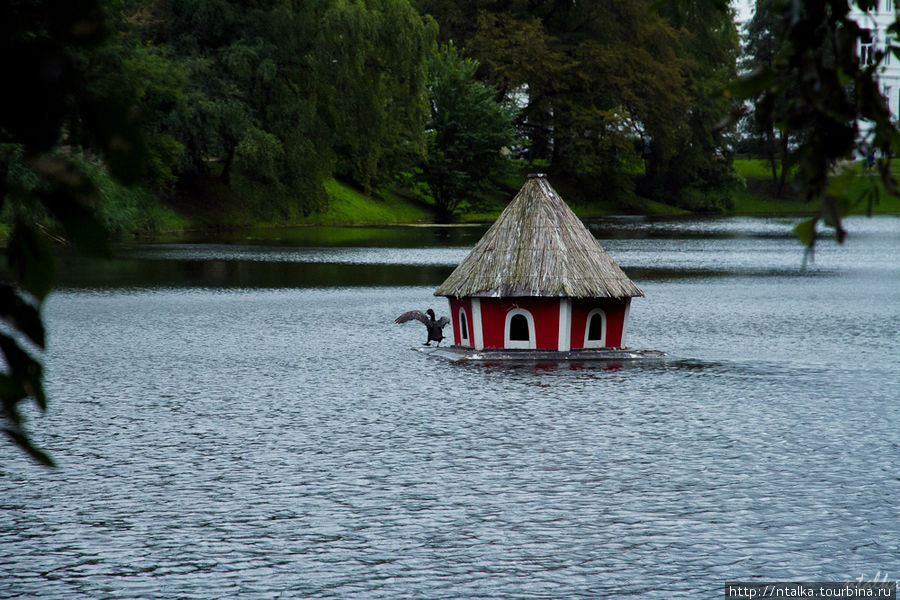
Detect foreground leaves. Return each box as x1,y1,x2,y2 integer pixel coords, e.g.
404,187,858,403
1,1,141,467
739,0,899,250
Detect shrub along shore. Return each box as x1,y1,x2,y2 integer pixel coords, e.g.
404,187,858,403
6,159,895,242
161,159,900,232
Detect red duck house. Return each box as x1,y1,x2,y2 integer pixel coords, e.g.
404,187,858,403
434,174,643,352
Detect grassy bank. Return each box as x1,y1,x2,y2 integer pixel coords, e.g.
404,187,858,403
149,175,436,232
731,159,900,215
152,162,900,234
304,180,434,225
26,158,895,240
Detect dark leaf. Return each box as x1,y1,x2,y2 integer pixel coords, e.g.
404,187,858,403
0,333,46,411
0,373,28,406
0,41,70,154
30,155,110,257
727,67,775,99
794,217,818,247
0,284,46,349
2,429,55,467
6,220,56,301
821,196,847,243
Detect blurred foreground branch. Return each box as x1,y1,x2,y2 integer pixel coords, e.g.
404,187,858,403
1,1,146,466
732,0,899,252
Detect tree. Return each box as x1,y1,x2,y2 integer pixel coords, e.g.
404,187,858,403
656,0,742,209
328,0,436,193
0,0,438,463
140,0,435,215
742,0,795,197
416,0,698,207
138,0,328,214
421,44,518,218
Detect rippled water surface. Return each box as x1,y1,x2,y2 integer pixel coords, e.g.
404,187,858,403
2,217,898,599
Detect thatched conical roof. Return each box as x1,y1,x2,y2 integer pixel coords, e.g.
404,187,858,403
434,174,643,299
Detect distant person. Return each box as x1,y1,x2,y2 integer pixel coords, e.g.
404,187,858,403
867,151,876,171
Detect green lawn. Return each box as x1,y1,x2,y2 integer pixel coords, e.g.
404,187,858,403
731,158,900,215
299,179,434,225
166,161,900,232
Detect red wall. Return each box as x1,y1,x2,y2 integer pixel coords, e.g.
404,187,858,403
447,297,472,346
479,298,560,350
445,296,632,350
570,298,629,349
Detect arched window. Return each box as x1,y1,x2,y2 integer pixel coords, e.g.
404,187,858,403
510,315,529,340
583,308,607,348
504,309,536,349
459,308,470,346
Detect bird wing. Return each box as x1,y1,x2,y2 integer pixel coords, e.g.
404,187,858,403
436,316,450,329
395,310,429,325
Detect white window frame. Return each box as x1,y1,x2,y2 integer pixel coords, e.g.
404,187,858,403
504,308,536,350
458,308,470,346
583,308,608,348
860,29,876,66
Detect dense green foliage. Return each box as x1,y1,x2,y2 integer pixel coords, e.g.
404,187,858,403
3,0,754,232
656,0,741,211
131,0,436,216
422,44,518,218
414,0,741,210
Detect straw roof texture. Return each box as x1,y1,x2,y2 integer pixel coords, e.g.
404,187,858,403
435,174,644,299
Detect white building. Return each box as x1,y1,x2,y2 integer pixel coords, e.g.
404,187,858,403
853,1,900,121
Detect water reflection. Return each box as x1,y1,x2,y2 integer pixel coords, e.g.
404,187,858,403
57,255,456,289
154,224,488,247
54,216,898,290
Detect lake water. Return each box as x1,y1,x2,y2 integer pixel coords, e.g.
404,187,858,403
1,216,897,599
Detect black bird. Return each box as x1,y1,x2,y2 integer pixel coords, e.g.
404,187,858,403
395,308,450,346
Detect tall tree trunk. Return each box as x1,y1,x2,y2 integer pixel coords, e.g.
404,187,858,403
220,142,236,184
776,130,789,198
766,124,778,189
526,99,554,162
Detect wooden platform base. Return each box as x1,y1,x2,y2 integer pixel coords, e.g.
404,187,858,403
417,346,666,362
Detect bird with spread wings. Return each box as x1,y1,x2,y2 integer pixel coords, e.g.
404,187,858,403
395,308,450,346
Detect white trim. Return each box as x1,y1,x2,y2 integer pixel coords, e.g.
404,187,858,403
504,308,536,349
557,299,572,351
620,299,631,348
458,307,470,346
583,308,607,348
471,298,484,350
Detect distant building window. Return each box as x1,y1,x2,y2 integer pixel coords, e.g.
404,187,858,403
504,309,536,349
887,34,897,65
861,30,876,66
885,0,894,12
583,308,607,348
